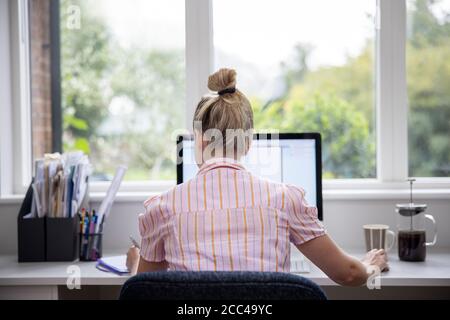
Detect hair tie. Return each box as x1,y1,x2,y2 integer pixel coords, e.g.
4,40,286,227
218,87,236,96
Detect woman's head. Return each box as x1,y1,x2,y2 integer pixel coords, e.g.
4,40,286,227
193,68,253,165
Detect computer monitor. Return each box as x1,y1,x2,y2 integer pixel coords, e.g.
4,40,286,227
176,133,323,220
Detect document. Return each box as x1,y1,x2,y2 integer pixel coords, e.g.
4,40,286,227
95,165,127,233
26,152,92,219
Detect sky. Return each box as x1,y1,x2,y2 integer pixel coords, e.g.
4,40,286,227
84,0,375,98
92,0,185,50
213,0,376,69
88,0,375,68
81,0,448,98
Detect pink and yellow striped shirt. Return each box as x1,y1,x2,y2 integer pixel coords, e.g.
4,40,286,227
138,158,326,272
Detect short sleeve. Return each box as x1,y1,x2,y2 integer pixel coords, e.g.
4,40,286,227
284,184,326,245
138,195,168,262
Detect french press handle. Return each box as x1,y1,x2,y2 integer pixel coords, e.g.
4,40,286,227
424,214,437,246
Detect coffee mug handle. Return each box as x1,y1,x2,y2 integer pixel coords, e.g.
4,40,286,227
385,230,395,252
424,214,437,246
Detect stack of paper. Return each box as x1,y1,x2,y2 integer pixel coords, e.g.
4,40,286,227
26,152,92,219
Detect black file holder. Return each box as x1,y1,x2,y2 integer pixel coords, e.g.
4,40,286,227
17,181,46,262
17,180,88,262
46,216,80,261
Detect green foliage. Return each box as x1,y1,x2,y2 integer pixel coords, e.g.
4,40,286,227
407,0,450,176
61,0,112,140
253,39,376,178
63,113,88,131
60,0,184,180
62,113,90,154
253,93,375,178
254,0,449,178
74,137,90,154
60,0,448,180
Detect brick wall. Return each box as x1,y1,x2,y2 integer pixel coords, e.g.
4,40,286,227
30,0,53,159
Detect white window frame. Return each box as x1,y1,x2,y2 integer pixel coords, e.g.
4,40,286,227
1,0,32,197
1,0,449,202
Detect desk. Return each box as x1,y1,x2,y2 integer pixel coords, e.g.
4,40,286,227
1,249,449,299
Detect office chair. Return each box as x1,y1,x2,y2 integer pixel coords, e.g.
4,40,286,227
119,271,327,300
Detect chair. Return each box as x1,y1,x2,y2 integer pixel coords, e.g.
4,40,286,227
119,271,327,300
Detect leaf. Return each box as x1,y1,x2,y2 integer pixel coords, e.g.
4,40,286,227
64,114,89,131
74,138,91,154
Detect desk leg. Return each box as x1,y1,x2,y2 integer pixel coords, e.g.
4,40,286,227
0,286,58,300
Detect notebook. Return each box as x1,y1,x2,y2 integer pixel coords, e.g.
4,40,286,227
96,255,129,275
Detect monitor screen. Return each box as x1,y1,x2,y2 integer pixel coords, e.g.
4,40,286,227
177,133,323,220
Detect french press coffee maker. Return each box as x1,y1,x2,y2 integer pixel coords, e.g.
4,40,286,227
395,179,437,262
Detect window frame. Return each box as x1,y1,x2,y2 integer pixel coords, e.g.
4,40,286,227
1,0,33,196
1,0,450,201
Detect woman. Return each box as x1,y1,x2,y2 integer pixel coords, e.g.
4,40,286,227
127,68,388,286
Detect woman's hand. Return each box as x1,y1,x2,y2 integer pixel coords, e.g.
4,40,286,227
297,235,390,286
361,249,389,272
126,246,140,275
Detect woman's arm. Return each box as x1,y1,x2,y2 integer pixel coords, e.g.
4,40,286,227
137,257,168,273
126,246,168,275
296,234,388,287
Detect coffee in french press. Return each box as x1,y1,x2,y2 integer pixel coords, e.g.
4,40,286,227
395,179,437,262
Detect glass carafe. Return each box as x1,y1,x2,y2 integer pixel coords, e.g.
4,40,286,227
395,180,437,262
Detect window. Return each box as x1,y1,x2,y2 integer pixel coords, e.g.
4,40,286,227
213,0,377,179
57,0,185,181
407,0,450,177
7,0,448,199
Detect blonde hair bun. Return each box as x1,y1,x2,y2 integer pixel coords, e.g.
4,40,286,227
208,68,237,93
194,68,253,158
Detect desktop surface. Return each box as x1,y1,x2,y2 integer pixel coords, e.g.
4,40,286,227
1,249,449,287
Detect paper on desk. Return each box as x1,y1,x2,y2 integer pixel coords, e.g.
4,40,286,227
31,182,44,218
71,155,92,215
35,159,45,181
62,151,84,174
32,160,45,218
27,152,92,219
95,165,127,233
96,255,129,274
44,153,62,217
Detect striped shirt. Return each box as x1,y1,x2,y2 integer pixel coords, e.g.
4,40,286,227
138,158,326,272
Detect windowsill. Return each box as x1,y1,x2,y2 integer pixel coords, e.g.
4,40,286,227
90,188,450,201
323,188,450,200
1,188,449,205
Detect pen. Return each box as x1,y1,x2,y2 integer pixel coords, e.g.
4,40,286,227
89,212,95,235
83,214,90,259
129,235,140,249
80,208,86,234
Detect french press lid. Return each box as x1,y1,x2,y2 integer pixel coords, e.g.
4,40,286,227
396,179,427,217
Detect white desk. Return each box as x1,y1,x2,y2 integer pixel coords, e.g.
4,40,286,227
1,249,449,299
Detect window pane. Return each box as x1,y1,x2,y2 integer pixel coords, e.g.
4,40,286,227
213,0,376,179
60,0,185,181
407,0,450,177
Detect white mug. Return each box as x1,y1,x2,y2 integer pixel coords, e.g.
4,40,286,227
363,224,395,252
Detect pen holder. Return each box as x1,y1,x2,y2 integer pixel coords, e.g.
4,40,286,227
79,233,102,261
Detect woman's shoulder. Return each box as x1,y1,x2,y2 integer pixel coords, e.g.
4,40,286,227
251,174,305,195
282,183,307,198
142,177,197,215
